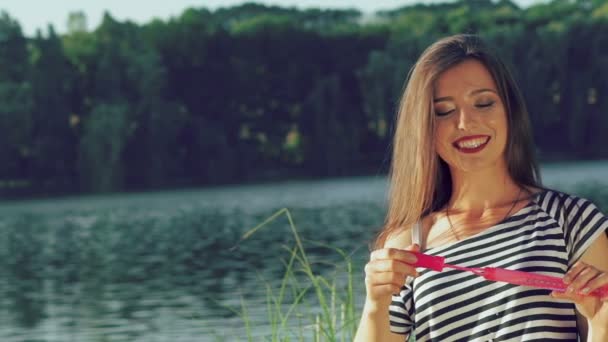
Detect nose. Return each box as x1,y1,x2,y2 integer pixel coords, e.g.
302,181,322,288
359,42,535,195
456,108,476,130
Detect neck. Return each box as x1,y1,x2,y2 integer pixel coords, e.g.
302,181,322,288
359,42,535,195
447,160,522,213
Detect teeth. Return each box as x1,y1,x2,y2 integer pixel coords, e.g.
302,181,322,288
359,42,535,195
457,137,488,149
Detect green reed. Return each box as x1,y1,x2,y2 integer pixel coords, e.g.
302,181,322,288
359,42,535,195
230,207,360,341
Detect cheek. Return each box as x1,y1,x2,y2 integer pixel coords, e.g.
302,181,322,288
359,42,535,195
491,111,509,144
434,124,452,159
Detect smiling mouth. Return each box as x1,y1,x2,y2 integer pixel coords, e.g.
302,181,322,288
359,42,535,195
452,136,491,153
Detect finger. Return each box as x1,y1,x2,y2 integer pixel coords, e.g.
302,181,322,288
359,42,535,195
563,262,587,284
568,266,602,293
370,247,418,262
370,247,418,264
551,290,584,303
579,272,608,295
365,271,408,288
365,259,418,276
405,243,420,252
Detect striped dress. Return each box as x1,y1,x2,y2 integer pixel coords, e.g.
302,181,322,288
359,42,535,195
389,189,608,341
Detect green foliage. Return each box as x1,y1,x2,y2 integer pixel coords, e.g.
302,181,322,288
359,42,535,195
0,82,33,179
593,2,608,19
0,11,28,82
0,12,34,182
29,27,78,188
1,0,608,195
79,103,131,193
231,14,296,35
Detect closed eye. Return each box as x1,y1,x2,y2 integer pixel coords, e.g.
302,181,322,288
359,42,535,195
435,109,455,117
476,101,495,108
436,101,494,116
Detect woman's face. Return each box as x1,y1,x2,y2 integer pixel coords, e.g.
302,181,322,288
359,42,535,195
433,59,508,173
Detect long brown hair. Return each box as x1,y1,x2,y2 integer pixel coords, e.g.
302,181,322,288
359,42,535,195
375,34,542,249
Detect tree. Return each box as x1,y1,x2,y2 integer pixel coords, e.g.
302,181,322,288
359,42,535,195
0,12,33,183
67,11,88,34
29,25,78,191
78,103,130,192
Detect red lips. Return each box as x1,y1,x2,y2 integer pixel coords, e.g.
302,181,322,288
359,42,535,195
452,135,491,154
452,135,490,145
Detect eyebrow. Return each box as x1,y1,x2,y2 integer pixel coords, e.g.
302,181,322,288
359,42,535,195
433,88,497,103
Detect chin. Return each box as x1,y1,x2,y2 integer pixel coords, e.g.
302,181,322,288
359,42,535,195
455,156,505,173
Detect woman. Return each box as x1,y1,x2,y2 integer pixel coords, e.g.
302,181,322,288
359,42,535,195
355,34,608,341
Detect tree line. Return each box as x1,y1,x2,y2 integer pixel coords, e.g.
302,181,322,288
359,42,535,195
1,0,607,197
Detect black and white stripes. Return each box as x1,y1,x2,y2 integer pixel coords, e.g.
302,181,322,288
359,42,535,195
389,189,608,341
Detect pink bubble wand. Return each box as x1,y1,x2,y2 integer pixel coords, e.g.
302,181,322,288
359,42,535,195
410,252,608,298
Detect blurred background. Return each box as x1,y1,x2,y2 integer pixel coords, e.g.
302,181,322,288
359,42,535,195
0,0,607,340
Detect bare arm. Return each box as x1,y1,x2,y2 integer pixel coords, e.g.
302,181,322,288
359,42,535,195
554,232,608,341
354,230,418,342
578,233,608,342
354,302,406,342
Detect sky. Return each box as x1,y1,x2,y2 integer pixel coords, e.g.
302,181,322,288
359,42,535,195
2,0,541,37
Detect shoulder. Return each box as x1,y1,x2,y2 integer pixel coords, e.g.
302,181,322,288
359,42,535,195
532,188,599,213
532,187,606,226
532,187,576,203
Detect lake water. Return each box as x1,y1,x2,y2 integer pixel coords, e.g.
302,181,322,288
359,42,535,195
0,161,606,341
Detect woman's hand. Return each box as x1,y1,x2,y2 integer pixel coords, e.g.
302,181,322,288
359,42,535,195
551,261,608,328
363,244,420,311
